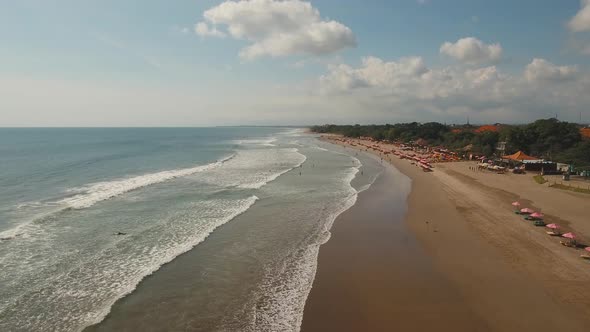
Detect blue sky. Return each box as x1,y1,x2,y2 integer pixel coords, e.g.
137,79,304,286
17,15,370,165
2,0,590,126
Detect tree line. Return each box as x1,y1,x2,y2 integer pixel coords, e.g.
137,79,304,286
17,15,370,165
310,118,590,168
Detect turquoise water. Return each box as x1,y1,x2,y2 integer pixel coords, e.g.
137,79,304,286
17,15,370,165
0,128,383,331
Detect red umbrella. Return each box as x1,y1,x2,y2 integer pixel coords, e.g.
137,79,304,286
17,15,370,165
585,247,590,253
511,201,521,207
545,224,559,229
520,208,534,214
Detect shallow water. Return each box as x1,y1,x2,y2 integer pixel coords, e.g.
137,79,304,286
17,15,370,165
0,128,383,331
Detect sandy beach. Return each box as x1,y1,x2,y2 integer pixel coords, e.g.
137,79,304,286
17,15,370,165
302,135,590,331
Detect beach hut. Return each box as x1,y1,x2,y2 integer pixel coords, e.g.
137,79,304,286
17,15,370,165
503,151,539,162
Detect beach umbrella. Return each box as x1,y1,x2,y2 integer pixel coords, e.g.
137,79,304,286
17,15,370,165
545,224,560,229
520,208,534,214
511,201,521,207
530,212,544,219
562,232,576,239
585,247,590,253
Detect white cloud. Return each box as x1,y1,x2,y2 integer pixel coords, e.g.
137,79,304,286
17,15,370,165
195,22,226,37
316,55,590,123
5,56,589,126
319,56,505,97
568,0,590,32
195,0,356,60
524,58,578,82
440,37,502,64
319,56,428,92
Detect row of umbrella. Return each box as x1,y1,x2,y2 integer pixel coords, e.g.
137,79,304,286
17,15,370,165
511,201,590,257
512,201,577,239
512,202,545,220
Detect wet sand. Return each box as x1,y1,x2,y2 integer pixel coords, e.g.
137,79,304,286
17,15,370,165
303,137,590,332
302,157,488,331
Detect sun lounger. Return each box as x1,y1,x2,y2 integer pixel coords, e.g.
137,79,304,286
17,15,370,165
581,255,590,260
533,220,546,226
560,241,576,247
546,231,561,236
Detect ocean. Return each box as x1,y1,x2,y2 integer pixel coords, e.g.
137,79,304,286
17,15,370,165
0,127,384,331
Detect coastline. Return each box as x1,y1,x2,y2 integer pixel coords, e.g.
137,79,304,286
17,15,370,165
301,153,488,331
80,131,374,332
302,135,590,331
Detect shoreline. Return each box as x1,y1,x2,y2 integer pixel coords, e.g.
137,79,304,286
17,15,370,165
301,150,488,331
302,135,590,331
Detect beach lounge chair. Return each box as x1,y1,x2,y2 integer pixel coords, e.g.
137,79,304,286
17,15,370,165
546,231,561,236
533,220,546,227
560,241,576,248
581,255,590,260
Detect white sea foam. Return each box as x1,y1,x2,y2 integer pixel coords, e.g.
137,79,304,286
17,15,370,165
197,148,307,190
233,137,277,147
247,155,361,332
0,223,31,241
0,156,235,241
83,195,260,330
253,193,360,332
238,154,307,189
279,128,306,137
0,130,374,332
0,195,259,332
59,155,234,209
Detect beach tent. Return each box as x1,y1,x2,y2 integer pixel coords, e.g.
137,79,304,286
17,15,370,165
503,151,539,162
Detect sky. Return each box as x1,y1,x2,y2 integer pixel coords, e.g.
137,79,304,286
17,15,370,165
2,0,590,126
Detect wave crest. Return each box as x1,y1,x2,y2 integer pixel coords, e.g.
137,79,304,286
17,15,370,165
59,155,234,209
